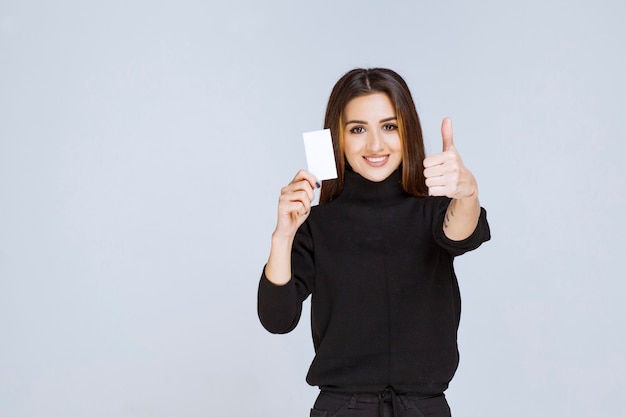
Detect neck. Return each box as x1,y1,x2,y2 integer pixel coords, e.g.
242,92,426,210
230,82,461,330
338,169,406,202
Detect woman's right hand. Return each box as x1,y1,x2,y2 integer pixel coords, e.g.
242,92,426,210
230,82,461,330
266,170,318,286
273,170,319,240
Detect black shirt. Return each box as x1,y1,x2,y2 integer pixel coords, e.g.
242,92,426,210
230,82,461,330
258,169,490,394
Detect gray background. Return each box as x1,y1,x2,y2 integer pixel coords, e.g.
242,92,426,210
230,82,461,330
1,0,625,416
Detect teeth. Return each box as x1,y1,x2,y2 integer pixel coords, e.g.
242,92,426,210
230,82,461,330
366,156,387,163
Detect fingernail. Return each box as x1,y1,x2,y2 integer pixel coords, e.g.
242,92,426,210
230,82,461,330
315,181,321,189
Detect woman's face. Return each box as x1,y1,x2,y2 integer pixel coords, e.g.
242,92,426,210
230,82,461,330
343,92,402,182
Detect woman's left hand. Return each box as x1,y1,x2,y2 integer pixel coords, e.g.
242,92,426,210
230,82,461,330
423,117,477,200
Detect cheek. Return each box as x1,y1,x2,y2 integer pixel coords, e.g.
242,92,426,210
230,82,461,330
390,135,403,153
391,137,403,167
343,141,359,162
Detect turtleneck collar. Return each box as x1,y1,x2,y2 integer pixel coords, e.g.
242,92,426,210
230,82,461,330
338,169,408,203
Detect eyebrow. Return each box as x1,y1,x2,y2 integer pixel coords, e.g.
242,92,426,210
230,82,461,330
344,116,397,126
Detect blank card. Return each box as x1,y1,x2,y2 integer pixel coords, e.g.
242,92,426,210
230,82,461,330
303,129,338,180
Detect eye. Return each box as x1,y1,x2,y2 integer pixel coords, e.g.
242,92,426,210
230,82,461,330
382,123,398,131
349,126,366,134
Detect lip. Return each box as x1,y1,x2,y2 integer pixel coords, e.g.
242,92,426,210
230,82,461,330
363,155,389,167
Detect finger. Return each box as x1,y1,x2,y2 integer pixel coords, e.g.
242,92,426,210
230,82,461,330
293,169,320,190
441,117,454,152
279,198,312,220
426,185,447,197
295,187,315,204
423,165,446,179
425,176,448,188
280,190,314,210
423,153,446,169
279,200,307,214
283,180,315,202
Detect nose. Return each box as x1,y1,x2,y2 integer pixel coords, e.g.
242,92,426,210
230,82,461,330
366,130,384,152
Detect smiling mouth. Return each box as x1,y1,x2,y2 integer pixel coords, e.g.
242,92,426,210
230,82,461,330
364,155,389,164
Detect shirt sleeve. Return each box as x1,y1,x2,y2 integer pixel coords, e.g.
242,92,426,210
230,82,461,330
431,196,491,257
257,221,315,334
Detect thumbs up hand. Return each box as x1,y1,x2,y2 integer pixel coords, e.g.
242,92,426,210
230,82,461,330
423,117,477,200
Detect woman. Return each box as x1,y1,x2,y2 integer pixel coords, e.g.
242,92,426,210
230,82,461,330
257,68,490,417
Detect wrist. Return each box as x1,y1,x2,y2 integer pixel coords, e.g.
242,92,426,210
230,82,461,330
463,186,478,200
459,176,478,200
272,228,296,242
271,231,296,254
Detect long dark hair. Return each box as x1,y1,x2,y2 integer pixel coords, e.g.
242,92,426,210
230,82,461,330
319,68,428,203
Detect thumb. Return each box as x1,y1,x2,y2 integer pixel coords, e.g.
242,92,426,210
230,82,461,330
441,117,454,151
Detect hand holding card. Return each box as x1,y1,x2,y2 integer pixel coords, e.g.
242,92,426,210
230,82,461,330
303,129,338,181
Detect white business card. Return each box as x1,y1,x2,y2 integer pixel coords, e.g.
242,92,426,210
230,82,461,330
303,129,338,181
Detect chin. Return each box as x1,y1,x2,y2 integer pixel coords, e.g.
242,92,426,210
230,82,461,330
361,170,394,182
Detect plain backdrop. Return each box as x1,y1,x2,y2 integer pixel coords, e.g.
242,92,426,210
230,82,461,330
1,1,625,416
